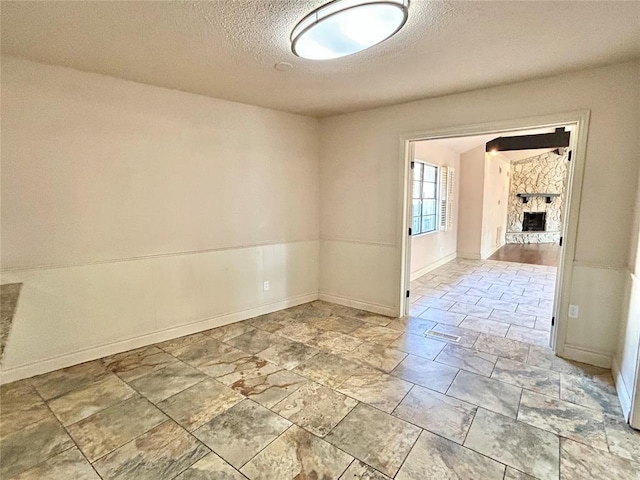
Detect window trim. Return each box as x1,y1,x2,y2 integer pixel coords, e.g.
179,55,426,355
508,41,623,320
411,160,440,236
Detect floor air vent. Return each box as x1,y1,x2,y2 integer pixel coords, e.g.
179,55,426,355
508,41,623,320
427,331,461,342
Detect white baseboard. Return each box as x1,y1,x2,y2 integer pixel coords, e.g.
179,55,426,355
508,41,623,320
0,292,319,384
481,243,504,260
562,344,612,369
612,356,632,421
457,252,481,260
318,292,397,318
410,252,457,281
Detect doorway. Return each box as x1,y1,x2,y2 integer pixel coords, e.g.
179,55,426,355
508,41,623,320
398,111,590,356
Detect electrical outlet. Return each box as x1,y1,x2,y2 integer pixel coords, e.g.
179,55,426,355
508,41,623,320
263,281,270,291
568,304,579,318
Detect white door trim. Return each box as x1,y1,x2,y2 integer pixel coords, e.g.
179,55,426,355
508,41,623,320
397,110,591,357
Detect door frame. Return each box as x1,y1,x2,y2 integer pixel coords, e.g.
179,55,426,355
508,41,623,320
397,110,590,355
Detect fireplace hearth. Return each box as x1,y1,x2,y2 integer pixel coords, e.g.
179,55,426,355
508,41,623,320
523,212,546,232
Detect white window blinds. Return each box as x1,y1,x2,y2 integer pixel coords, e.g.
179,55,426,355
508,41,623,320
439,167,455,231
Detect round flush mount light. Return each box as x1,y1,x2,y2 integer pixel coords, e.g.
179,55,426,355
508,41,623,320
291,0,410,60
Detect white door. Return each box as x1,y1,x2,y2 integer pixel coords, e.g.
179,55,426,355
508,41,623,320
403,141,416,316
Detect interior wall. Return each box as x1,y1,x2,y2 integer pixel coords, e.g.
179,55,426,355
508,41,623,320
481,154,510,258
319,60,640,367
0,57,321,382
614,157,640,425
2,57,638,382
409,142,460,278
456,146,485,259
455,146,509,260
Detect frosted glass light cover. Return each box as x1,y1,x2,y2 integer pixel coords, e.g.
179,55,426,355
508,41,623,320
291,0,409,60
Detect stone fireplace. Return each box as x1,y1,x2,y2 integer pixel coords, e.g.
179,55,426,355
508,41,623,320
505,151,568,244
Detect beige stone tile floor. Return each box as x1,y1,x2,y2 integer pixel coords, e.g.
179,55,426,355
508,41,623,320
1,258,639,479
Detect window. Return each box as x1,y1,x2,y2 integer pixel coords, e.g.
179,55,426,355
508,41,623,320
412,161,438,234
412,162,455,235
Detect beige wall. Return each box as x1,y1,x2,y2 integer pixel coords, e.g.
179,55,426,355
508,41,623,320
410,142,460,278
456,146,485,259
455,147,510,260
614,156,640,424
2,57,319,268
0,57,321,382
320,60,640,366
2,56,639,382
481,154,510,258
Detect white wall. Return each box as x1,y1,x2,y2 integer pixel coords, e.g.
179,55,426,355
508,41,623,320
614,156,640,425
320,60,640,367
456,147,509,260
615,272,640,423
456,146,485,259
409,142,460,279
481,154,510,258
0,57,321,382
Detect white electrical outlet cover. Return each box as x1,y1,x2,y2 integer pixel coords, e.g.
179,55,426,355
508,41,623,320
568,305,579,318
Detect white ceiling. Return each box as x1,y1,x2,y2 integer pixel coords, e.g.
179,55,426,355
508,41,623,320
423,127,562,162
2,1,639,117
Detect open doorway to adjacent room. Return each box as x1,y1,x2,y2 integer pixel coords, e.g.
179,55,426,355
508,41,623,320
399,114,587,357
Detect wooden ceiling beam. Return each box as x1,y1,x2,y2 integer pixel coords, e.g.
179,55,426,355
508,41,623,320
486,128,570,152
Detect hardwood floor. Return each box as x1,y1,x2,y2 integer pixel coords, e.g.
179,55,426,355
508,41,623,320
488,244,560,267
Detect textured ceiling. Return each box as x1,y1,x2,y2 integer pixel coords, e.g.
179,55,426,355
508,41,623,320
2,1,639,117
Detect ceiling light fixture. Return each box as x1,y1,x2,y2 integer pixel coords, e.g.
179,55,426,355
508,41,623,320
291,0,410,60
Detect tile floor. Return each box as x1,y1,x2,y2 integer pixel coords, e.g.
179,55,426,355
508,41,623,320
1,258,639,479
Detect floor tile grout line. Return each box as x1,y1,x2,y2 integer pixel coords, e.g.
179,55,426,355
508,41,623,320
234,423,297,473
7,261,634,478
26,364,187,461
459,404,478,447
125,369,243,440
195,397,296,472
487,355,499,378
33,386,106,479
0,386,57,435
308,400,408,478
442,367,464,397
458,408,512,473
126,366,211,404
514,388,524,422
447,354,611,417
90,418,191,466
166,451,225,480
28,367,120,404
464,406,564,474
389,383,416,418
317,382,463,464
6,444,82,479
387,424,422,478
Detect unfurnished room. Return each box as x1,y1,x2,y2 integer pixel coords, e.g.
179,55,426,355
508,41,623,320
0,1,639,479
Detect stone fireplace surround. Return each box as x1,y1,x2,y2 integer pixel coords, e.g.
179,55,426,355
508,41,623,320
505,151,568,244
